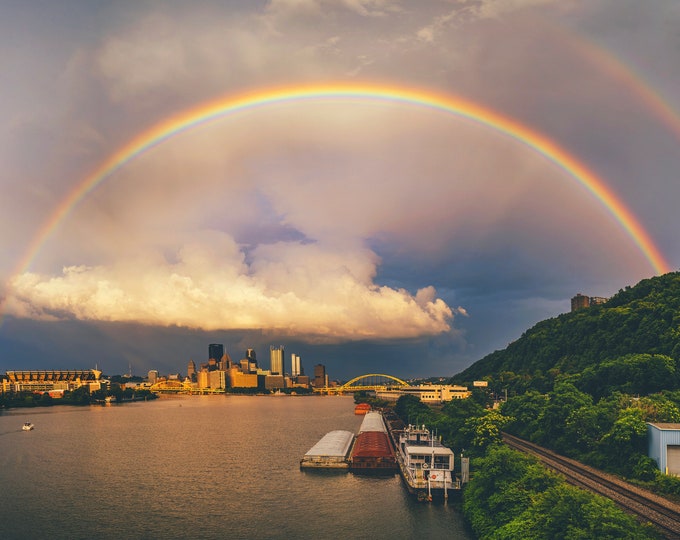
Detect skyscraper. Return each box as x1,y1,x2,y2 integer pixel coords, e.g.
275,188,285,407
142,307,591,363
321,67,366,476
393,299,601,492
209,344,224,362
219,352,232,371
291,354,301,377
148,370,159,385
246,348,257,367
187,359,196,382
313,364,326,388
270,345,284,375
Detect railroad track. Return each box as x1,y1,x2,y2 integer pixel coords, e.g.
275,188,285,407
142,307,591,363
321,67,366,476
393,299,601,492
502,432,680,539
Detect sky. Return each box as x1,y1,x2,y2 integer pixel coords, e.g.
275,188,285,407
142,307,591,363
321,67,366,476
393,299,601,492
1,0,679,381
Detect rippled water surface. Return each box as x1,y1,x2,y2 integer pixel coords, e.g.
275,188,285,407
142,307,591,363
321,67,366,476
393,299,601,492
0,396,472,539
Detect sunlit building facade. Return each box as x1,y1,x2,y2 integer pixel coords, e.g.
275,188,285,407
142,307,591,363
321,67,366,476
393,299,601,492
2,369,102,394
270,345,284,375
375,384,471,403
291,354,301,377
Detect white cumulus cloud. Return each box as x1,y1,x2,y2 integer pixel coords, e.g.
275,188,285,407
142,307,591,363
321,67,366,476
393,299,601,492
4,233,454,342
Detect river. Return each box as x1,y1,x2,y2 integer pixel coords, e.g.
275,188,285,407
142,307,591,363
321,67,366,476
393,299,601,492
0,395,472,539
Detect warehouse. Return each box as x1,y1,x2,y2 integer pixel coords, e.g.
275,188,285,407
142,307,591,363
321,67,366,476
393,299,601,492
647,423,680,475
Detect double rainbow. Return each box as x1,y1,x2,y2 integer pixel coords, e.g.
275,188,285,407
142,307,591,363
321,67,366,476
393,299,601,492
13,82,671,277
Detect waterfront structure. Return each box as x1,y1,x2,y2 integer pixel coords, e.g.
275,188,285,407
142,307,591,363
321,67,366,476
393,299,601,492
648,423,680,475
209,344,224,362
228,368,258,388
2,369,102,394
375,384,470,403
265,375,285,390
291,354,301,377
208,370,226,391
148,370,159,385
197,370,210,389
270,345,284,375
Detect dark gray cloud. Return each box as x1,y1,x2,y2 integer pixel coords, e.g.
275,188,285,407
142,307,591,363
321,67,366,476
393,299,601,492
1,0,679,379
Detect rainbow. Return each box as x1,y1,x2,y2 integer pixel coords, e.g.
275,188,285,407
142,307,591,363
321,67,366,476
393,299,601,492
556,23,680,144
12,82,672,277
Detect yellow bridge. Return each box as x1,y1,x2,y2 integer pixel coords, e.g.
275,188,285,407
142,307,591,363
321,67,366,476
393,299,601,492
149,380,225,394
149,373,408,395
313,373,408,395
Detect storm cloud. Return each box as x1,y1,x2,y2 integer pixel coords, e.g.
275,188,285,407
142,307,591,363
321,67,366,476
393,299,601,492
1,0,679,378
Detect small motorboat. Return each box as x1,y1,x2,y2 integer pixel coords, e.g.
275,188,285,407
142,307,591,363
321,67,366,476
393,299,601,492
22,422,34,431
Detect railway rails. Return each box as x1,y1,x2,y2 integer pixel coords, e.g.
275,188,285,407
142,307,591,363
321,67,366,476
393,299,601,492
503,432,680,539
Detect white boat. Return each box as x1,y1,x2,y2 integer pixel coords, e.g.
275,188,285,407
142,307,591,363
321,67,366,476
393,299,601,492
395,424,458,500
22,422,34,431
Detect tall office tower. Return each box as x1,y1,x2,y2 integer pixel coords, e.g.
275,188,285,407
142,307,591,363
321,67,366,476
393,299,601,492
209,344,224,362
270,345,284,375
219,353,232,371
187,360,196,382
246,348,257,367
148,370,159,385
291,354,301,377
313,364,326,388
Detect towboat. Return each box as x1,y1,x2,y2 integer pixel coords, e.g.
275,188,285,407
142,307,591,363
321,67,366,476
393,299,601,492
395,424,458,500
22,422,34,431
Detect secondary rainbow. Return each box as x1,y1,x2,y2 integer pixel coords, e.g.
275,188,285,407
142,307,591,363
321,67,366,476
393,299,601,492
13,82,671,277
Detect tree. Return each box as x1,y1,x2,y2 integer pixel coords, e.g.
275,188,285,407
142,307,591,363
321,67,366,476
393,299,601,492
463,409,513,451
501,390,548,441
538,382,592,452
493,483,654,540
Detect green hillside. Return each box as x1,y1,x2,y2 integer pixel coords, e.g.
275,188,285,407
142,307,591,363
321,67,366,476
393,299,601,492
453,271,680,394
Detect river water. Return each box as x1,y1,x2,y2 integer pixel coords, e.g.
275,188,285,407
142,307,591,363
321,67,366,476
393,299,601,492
0,396,472,539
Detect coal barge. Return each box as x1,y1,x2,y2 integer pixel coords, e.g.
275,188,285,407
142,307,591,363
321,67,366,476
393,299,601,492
349,411,398,474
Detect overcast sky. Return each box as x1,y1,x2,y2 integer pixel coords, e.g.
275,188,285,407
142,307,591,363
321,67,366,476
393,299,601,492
1,0,679,380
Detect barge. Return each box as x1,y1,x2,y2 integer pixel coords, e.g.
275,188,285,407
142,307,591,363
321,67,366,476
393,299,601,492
354,403,371,415
349,411,397,474
300,430,354,469
395,424,459,501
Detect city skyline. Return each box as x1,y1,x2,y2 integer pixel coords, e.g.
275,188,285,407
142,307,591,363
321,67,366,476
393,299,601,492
1,1,679,380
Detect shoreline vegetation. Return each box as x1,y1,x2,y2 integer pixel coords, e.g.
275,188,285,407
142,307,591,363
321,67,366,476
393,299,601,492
0,387,158,409
382,392,662,539
0,385,317,410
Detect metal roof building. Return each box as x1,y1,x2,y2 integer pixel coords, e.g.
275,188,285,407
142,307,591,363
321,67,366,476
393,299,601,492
647,423,680,475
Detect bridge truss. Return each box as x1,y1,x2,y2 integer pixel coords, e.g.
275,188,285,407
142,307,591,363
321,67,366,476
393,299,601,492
149,380,225,394
313,373,408,395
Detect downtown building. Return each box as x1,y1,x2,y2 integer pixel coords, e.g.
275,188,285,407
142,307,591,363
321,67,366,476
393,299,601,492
270,345,284,376
291,353,301,377
374,384,471,404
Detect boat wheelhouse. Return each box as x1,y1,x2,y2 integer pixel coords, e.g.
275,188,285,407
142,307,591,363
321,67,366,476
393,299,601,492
396,424,458,500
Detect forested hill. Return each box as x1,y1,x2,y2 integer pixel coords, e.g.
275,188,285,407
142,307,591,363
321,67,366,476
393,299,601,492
452,271,680,390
